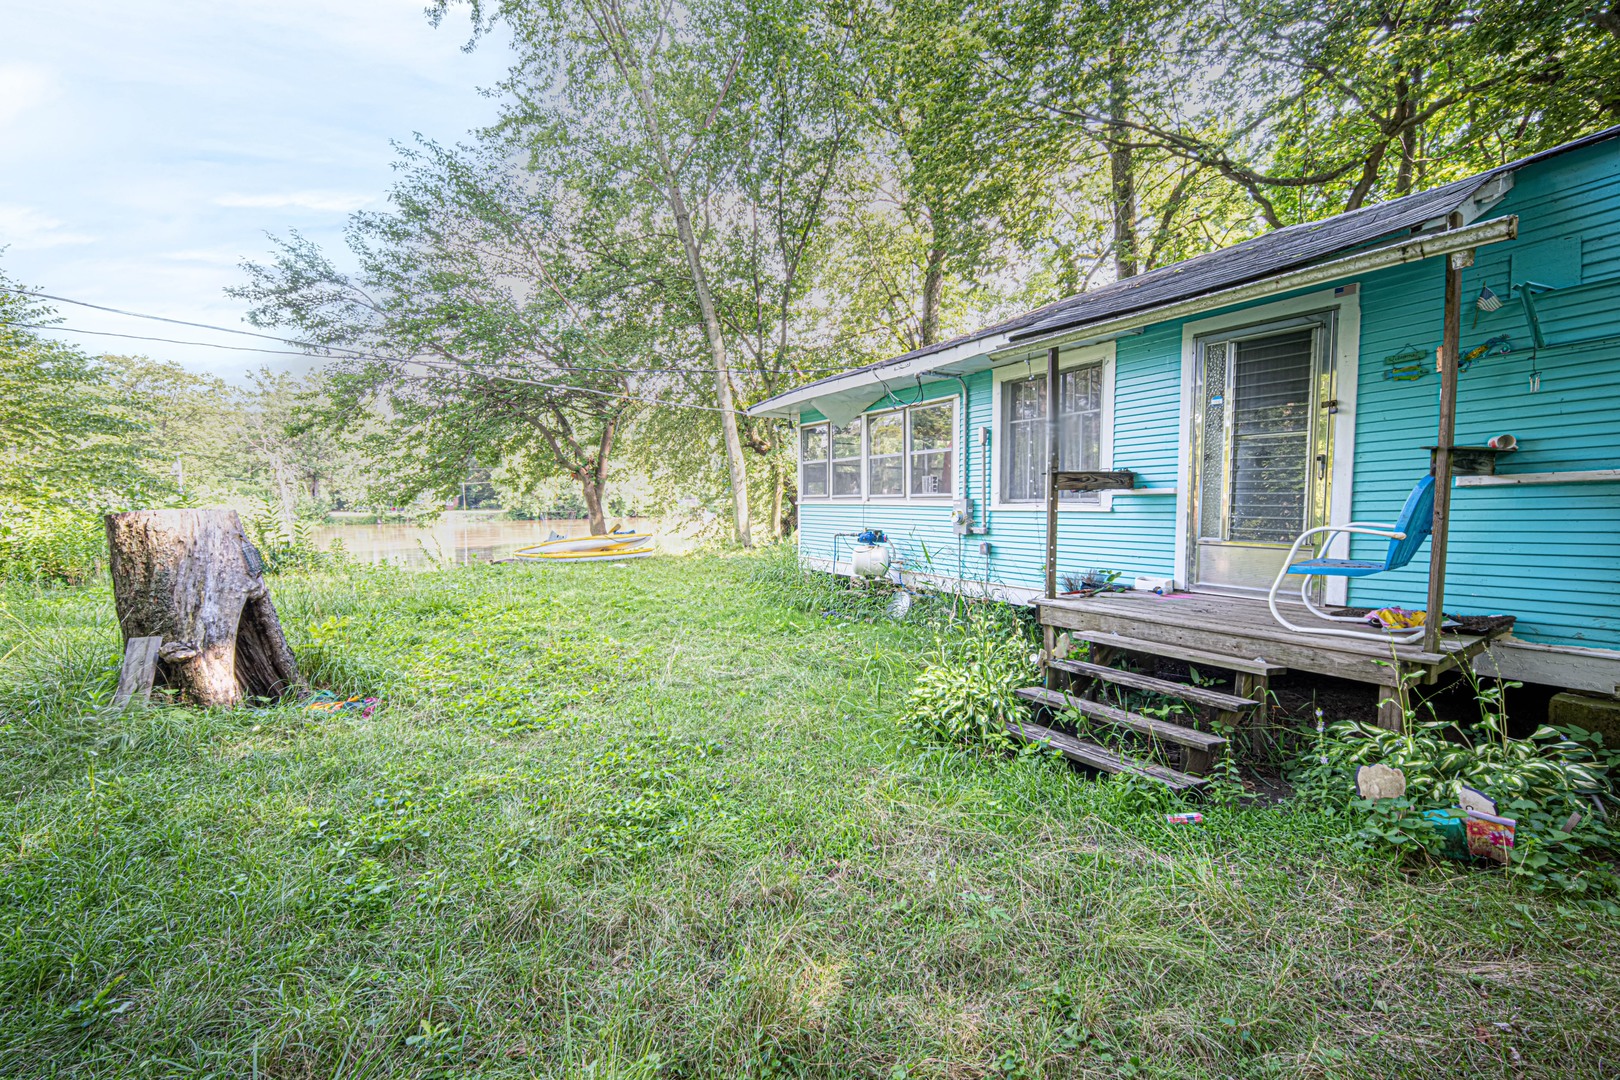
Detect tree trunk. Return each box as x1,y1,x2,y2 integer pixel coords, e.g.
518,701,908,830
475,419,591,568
920,248,946,347
770,461,785,540
1108,67,1140,280
581,477,608,536
105,509,302,708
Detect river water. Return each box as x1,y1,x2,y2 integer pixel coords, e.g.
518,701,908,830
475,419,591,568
312,514,680,567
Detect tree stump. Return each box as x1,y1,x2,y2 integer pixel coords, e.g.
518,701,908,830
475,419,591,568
105,509,303,707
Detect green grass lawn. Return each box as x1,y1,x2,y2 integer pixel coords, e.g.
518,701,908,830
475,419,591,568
1,552,1617,1078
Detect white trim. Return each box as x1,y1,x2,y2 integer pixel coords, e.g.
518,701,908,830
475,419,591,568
1174,287,1362,601
759,216,1517,422
1455,469,1620,487
989,341,1118,513
998,215,1516,361
796,392,960,506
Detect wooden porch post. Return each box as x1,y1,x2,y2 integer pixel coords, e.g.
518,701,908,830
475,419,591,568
1044,345,1060,600
1424,212,1467,655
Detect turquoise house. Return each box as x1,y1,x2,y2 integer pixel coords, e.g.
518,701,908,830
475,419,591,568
750,126,1620,699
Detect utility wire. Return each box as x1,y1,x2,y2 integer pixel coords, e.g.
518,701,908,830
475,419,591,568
12,323,335,357
10,317,741,415
1,285,725,377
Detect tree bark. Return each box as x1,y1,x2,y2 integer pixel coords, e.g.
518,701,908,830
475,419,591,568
920,247,946,347
1108,67,1140,280
105,509,302,708
581,478,607,536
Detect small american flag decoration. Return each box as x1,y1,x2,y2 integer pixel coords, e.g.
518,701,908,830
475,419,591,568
1476,284,1503,312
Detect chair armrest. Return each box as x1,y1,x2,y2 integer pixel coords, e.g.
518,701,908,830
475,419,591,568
1289,523,1406,559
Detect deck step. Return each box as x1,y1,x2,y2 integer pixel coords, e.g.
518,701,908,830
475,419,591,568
1066,630,1286,677
1047,658,1259,712
1006,717,1206,791
1016,686,1227,752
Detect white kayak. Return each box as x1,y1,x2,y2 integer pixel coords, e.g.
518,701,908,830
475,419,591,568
513,531,652,556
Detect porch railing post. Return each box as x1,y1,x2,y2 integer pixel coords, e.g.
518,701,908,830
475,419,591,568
1425,212,1466,654
1045,345,1060,600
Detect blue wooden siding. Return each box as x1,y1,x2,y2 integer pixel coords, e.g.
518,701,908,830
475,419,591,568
1340,138,1620,649
797,138,1620,650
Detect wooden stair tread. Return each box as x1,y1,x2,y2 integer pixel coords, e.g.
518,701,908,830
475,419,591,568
1006,717,1206,791
1065,630,1286,676
1047,658,1259,712
1016,687,1228,751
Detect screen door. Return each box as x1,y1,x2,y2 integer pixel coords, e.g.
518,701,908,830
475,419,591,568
1190,315,1335,594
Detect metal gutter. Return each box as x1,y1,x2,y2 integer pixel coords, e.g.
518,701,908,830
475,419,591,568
991,215,1518,362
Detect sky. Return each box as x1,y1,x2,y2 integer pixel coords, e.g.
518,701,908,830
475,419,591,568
0,0,513,379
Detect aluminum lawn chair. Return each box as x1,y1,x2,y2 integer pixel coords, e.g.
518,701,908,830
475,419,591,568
1266,476,1436,643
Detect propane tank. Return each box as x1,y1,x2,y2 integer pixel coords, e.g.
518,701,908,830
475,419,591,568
850,543,892,579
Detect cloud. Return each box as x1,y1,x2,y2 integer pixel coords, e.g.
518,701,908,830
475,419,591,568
0,64,55,129
0,204,95,249
214,191,376,213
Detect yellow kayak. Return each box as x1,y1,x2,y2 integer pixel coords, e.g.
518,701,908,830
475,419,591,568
514,537,654,562
513,531,652,557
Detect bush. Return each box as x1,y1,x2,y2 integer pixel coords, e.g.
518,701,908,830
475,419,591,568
0,505,105,582
1296,673,1620,900
901,606,1037,751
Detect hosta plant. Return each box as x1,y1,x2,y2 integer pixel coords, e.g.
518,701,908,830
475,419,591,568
902,623,1037,752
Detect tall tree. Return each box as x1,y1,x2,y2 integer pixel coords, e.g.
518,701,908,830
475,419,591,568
234,139,658,535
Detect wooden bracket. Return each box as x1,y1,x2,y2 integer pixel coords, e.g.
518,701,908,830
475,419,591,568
111,635,162,712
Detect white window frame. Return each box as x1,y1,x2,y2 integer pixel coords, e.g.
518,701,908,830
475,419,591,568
990,341,1116,513
865,407,907,498
905,399,956,499
799,421,830,500
796,394,959,504
828,416,864,499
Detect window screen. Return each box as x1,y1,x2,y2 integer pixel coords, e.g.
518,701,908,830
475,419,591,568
908,403,953,496
800,424,828,498
830,419,862,497
867,411,904,496
1003,365,1102,502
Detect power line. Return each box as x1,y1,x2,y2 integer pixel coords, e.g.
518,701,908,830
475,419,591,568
2,286,344,351
4,286,785,415
2,285,725,377
10,317,741,416
11,323,332,357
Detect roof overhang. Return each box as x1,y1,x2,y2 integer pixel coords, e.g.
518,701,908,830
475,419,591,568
745,331,1012,423
749,214,1518,423
994,214,1518,363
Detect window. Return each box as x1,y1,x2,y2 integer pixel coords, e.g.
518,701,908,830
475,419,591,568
800,423,828,498
1002,364,1103,503
867,411,904,496
830,418,863,497
798,397,956,501
908,402,954,496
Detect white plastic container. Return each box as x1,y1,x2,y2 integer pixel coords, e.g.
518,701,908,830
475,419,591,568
1132,575,1175,595
850,544,892,579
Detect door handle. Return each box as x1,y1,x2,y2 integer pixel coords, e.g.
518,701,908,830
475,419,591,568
1316,454,1327,478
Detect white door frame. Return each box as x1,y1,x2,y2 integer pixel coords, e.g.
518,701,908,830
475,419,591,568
1173,285,1362,604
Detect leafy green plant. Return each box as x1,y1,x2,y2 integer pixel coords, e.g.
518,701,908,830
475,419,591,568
1301,670,1619,896
900,615,1036,751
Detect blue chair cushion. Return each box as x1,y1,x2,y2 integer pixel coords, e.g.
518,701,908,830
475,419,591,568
1288,558,1391,577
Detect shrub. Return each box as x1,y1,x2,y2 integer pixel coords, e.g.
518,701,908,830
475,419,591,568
901,608,1037,751
1297,673,1620,899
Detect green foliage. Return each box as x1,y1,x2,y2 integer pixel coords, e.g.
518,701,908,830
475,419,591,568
1299,672,1620,898
901,607,1037,751
4,554,1620,1076
244,499,330,573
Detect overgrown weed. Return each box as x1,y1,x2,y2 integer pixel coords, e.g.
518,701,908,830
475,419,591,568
0,552,1616,1077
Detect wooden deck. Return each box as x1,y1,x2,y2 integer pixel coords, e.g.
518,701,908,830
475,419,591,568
1033,590,1512,727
